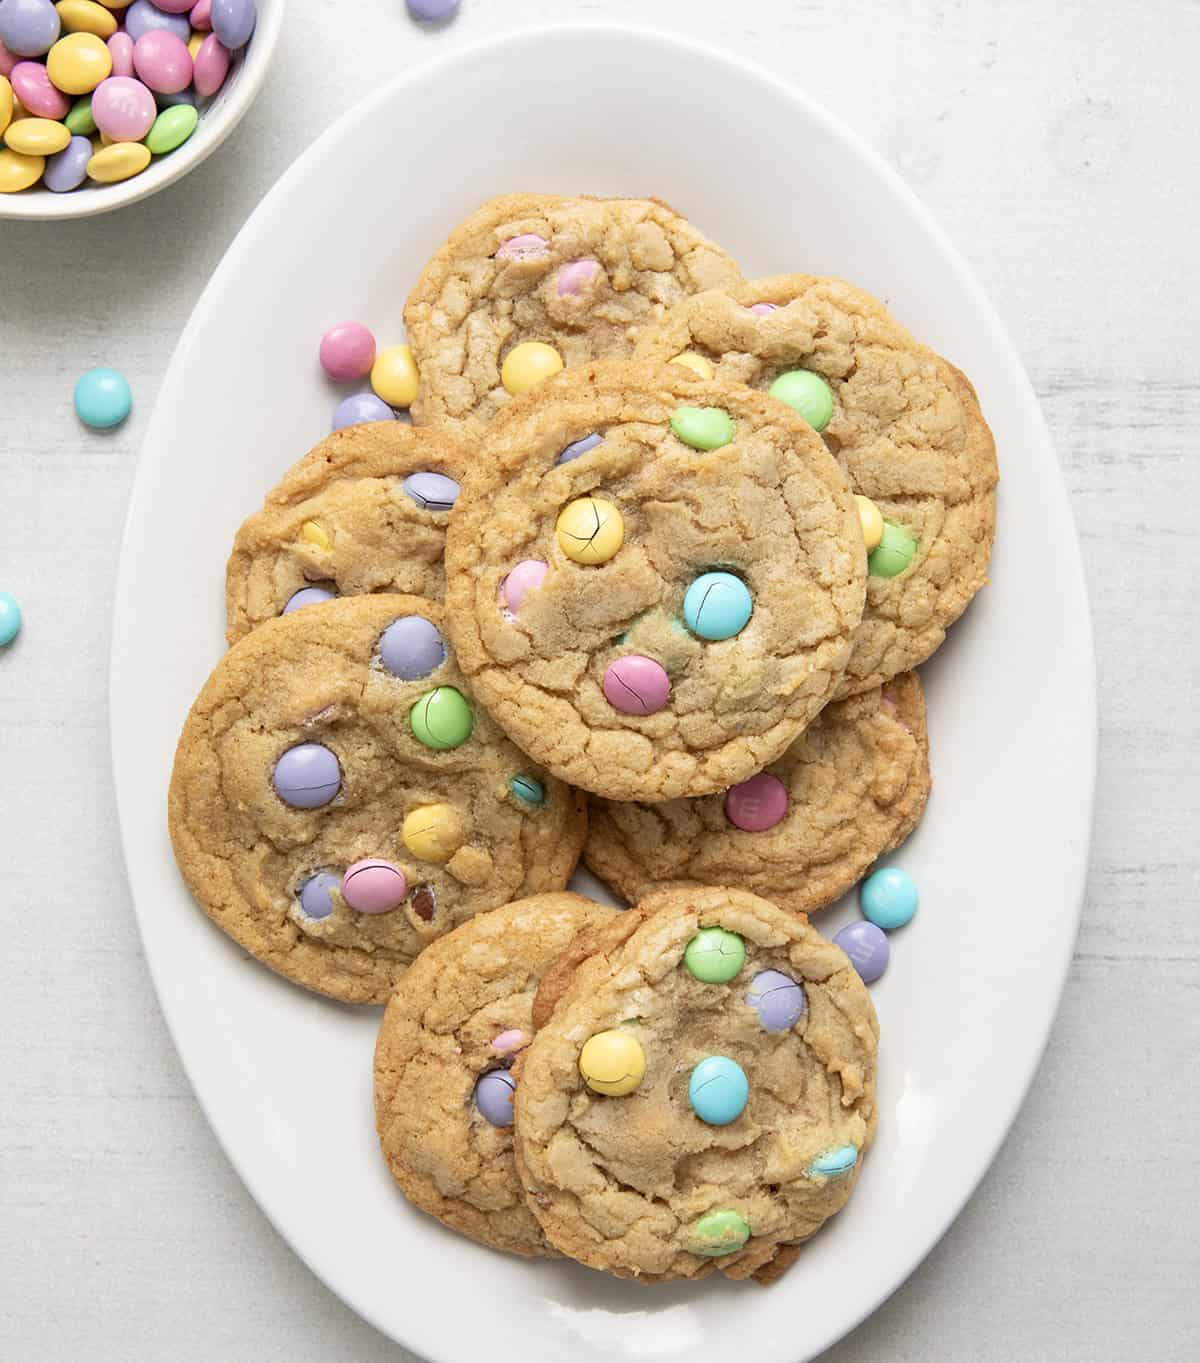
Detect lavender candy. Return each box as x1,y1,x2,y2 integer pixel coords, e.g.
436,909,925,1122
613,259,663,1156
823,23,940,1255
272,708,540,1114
124,0,191,42
474,1070,516,1127
272,742,341,809
744,969,806,1031
833,921,890,985
378,615,446,681
402,471,459,512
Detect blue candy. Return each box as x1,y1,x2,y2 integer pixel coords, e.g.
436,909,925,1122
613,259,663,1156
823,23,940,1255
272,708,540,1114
0,591,22,646
809,1144,859,1177
74,368,132,430
682,571,752,641
860,866,918,930
688,1055,748,1126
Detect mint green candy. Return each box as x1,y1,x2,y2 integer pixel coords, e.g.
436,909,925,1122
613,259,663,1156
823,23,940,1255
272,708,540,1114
145,105,199,156
409,686,474,750
691,1209,750,1257
769,370,834,431
65,98,96,137
684,927,745,983
868,521,918,578
670,406,735,451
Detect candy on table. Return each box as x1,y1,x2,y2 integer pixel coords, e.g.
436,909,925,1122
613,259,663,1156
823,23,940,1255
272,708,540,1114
500,340,562,396
688,1055,749,1125
833,919,889,984
406,0,461,23
74,365,131,428
860,865,918,930
401,803,464,863
370,343,419,408
682,570,752,641
768,369,834,431
868,521,917,577
556,495,623,564
331,391,394,430
683,926,745,983
670,404,735,451
378,613,445,680
319,320,376,382
578,1029,645,1097
341,858,406,914
409,685,473,751
724,771,788,832
500,558,548,613
0,590,21,646
854,493,884,551
602,654,670,716
474,1070,515,1127
744,969,806,1031
272,741,341,809
402,470,459,511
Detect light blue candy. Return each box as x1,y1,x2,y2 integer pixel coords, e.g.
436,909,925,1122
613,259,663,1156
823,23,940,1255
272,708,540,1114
682,571,752,641
688,1056,748,1126
74,369,132,430
860,866,918,930
809,1144,859,1177
509,774,545,806
0,592,22,646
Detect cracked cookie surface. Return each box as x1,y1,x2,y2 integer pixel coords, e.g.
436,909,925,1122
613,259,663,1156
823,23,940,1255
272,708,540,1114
443,361,867,803
586,671,930,913
225,422,470,643
635,275,998,694
168,595,586,1004
404,193,743,432
513,887,879,1282
374,893,615,1256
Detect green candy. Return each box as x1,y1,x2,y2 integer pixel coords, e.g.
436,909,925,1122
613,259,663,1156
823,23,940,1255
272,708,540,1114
868,521,918,578
145,105,199,156
670,406,735,451
691,1209,750,1257
409,686,474,751
683,927,745,983
65,97,97,137
768,369,834,431
509,774,545,807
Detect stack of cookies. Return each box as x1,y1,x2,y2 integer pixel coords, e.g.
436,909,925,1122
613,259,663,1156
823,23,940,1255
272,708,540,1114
168,193,997,1283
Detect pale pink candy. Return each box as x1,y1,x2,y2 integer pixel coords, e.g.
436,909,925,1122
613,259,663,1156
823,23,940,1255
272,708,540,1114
495,232,549,262
747,302,779,316
10,61,69,119
106,32,134,79
91,76,156,141
190,0,213,29
500,559,548,613
133,30,192,94
341,860,406,915
151,0,196,10
192,33,229,97
0,39,16,78
491,1029,526,1055
879,692,912,733
602,656,670,715
556,258,600,297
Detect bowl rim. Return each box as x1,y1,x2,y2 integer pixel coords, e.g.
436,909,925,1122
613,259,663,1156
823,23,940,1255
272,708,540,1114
0,0,286,222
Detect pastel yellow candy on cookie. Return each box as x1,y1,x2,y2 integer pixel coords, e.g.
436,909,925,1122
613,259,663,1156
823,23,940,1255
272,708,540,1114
556,496,624,565
370,344,419,408
500,341,563,396
854,494,884,552
579,1030,645,1097
300,520,332,551
669,351,714,380
401,803,465,864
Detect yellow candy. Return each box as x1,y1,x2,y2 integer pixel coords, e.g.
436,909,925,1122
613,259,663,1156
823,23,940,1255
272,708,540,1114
46,32,112,96
0,77,12,140
669,351,714,381
500,341,563,396
5,118,71,156
0,148,45,193
579,1030,646,1097
556,497,624,565
401,804,466,864
370,344,420,408
55,0,119,38
854,494,884,552
299,520,332,552
187,32,203,60
86,140,150,183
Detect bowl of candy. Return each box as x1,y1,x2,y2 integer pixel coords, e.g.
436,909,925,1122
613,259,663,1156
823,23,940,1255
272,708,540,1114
0,0,283,219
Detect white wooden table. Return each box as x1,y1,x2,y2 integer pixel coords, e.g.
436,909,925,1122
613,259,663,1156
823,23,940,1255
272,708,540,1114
2,2,1197,1358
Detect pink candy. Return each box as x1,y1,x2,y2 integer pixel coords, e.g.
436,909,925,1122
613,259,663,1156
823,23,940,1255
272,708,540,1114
556,258,599,297
190,0,213,29
496,233,549,262
11,60,69,119
192,33,229,97
153,0,198,11
0,39,16,79
133,30,193,95
91,75,156,141
491,1029,526,1054
501,559,548,613
319,321,375,381
341,860,407,914
602,655,670,715
106,32,134,80
724,772,789,832
747,302,779,316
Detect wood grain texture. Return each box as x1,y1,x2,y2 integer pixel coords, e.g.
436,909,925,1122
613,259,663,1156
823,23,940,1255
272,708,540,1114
1,1,1197,1359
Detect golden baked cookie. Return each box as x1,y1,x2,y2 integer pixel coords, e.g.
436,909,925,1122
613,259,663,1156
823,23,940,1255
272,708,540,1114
513,887,879,1282
635,275,998,694
404,193,743,431
225,421,470,643
443,360,867,802
374,893,615,1257
585,672,930,913
168,595,586,1004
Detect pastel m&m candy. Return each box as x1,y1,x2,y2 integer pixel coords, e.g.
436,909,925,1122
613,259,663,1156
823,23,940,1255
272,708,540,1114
491,1028,525,1054
690,1209,750,1257
669,351,713,380
211,0,255,50
744,970,805,1031
74,366,131,428
91,75,155,140
809,1144,859,1177
371,343,419,408
191,31,228,96
0,0,60,59
272,743,341,809
747,302,778,316
833,920,889,984
332,392,394,430
296,870,340,920
500,341,562,396
868,521,917,578
555,258,599,296
86,138,150,182
0,590,22,645
41,126,86,185
683,927,745,983
4,114,68,153
688,1056,748,1125
282,584,336,615
474,1070,515,1126
379,614,445,680
579,1030,645,1096
602,655,669,715
144,102,196,154
0,145,42,190
508,774,545,806
408,0,460,20
341,859,406,914
556,432,603,464
683,571,752,641
45,29,110,94
319,321,375,382
860,865,918,929
104,30,131,77
556,496,623,565
132,29,191,95
724,772,788,832
124,0,190,42
670,405,734,451
409,685,473,750
769,369,834,431
495,231,548,261
854,493,884,551
401,803,465,864
501,559,547,613
11,58,68,115
54,2,118,39
403,470,459,512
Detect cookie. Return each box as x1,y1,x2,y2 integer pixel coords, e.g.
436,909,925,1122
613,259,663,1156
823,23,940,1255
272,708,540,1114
513,887,879,1282
586,672,930,914
374,893,615,1256
225,421,470,643
404,193,743,431
168,595,587,1004
443,360,867,802
635,275,998,694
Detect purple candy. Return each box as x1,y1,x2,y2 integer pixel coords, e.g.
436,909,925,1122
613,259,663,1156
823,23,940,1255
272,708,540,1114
378,615,446,680
402,470,459,512
744,969,806,1032
0,0,60,59
211,0,255,48
407,0,459,20
332,392,394,430
833,921,890,984
297,870,341,921
124,0,190,43
272,743,341,810
474,1070,515,1127
556,432,603,465
282,585,337,615
42,135,91,193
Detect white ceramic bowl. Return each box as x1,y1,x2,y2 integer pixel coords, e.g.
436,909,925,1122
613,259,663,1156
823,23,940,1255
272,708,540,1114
0,0,284,221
